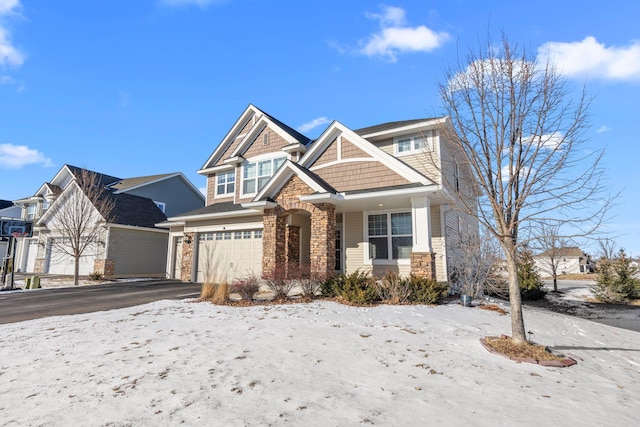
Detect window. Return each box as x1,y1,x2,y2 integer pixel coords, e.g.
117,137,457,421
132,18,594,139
234,231,242,240
154,201,166,213
26,204,36,220
216,171,235,196
394,131,436,156
367,212,412,260
242,157,286,195
254,230,263,239
223,232,232,240
243,231,252,239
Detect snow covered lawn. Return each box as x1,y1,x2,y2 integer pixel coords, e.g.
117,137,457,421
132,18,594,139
0,299,638,426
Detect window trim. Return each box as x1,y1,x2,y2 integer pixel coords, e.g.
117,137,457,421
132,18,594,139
363,209,413,265
393,131,437,156
241,155,287,197
215,170,236,198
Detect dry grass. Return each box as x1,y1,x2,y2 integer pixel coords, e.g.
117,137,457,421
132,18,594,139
200,282,216,300
478,304,508,315
483,336,565,362
542,273,596,281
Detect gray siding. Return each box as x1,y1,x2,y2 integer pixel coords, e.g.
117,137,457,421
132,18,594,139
107,227,168,276
123,176,204,217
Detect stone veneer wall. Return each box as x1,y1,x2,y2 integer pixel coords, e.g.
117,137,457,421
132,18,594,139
180,232,194,282
286,225,300,266
410,252,436,279
34,258,45,274
262,176,336,277
93,259,115,276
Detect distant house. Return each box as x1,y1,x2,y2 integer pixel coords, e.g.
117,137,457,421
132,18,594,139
13,165,204,277
159,104,479,284
534,247,593,276
1,200,23,262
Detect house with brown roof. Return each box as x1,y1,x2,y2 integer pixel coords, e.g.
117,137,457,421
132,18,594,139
534,246,593,277
160,104,478,284
13,165,204,277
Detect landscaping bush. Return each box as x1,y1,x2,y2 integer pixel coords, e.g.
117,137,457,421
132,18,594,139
262,268,296,301
518,250,546,301
407,275,449,304
327,270,380,305
287,264,328,298
374,271,412,303
231,274,261,301
211,282,230,304
591,249,640,303
89,271,103,281
200,282,216,300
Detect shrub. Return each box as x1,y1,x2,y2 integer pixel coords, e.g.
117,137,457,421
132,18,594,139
231,274,261,301
262,268,296,301
374,271,412,303
89,272,103,281
407,275,449,304
285,264,328,298
328,270,379,305
518,249,546,301
591,250,640,303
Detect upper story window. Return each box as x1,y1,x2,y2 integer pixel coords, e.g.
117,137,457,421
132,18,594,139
242,156,286,195
367,211,413,261
394,130,437,156
216,171,235,197
26,204,37,220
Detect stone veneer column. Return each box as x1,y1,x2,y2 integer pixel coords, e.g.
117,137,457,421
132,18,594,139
410,252,436,279
262,208,287,275
34,259,45,274
180,232,194,282
310,203,335,276
286,225,300,268
93,259,115,276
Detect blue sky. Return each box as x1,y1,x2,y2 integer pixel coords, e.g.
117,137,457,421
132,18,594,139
1,0,639,256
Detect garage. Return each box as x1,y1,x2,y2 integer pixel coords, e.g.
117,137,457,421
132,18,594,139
45,238,96,276
24,238,39,273
195,229,262,283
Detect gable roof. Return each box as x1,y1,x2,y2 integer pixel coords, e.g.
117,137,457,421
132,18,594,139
107,193,167,228
254,160,336,201
300,121,434,186
66,164,121,188
354,118,438,136
108,173,176,192
198,104,311,174
536,247,587,258
0,200,13,210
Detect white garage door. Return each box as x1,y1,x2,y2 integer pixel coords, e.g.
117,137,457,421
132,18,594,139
196,230,262,283
173,236,183,279
24,238,39,273
45,238,96,276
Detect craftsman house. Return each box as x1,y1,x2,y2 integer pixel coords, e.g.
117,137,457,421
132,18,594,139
160,104,478,283
13,165,204,277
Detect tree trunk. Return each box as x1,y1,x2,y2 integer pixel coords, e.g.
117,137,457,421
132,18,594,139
553,275,558,292
505,250,526,343
74,255,80,287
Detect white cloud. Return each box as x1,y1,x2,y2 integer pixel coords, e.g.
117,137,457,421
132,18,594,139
297,117,331,133
0,74,13,84
158,0,222,8
0,143,54,169
597,125,612,133
537,36,640,81
0,0,19,15
0,0,23,68
358,6,449,62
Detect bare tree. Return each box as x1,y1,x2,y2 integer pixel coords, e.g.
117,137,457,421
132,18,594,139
47,169,116,286
450,227,503,299
597,237,617,262
438,34,613,343
533,222,572,292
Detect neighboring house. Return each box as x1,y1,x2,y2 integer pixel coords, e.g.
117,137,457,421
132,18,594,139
534,247,593,277
0,200,23,261
13,165,204,277
160,104,478,283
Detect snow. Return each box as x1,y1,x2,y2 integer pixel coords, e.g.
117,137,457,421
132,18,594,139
0,296,638,426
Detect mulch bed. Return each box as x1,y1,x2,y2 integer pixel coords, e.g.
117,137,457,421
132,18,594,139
480,335,577,367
